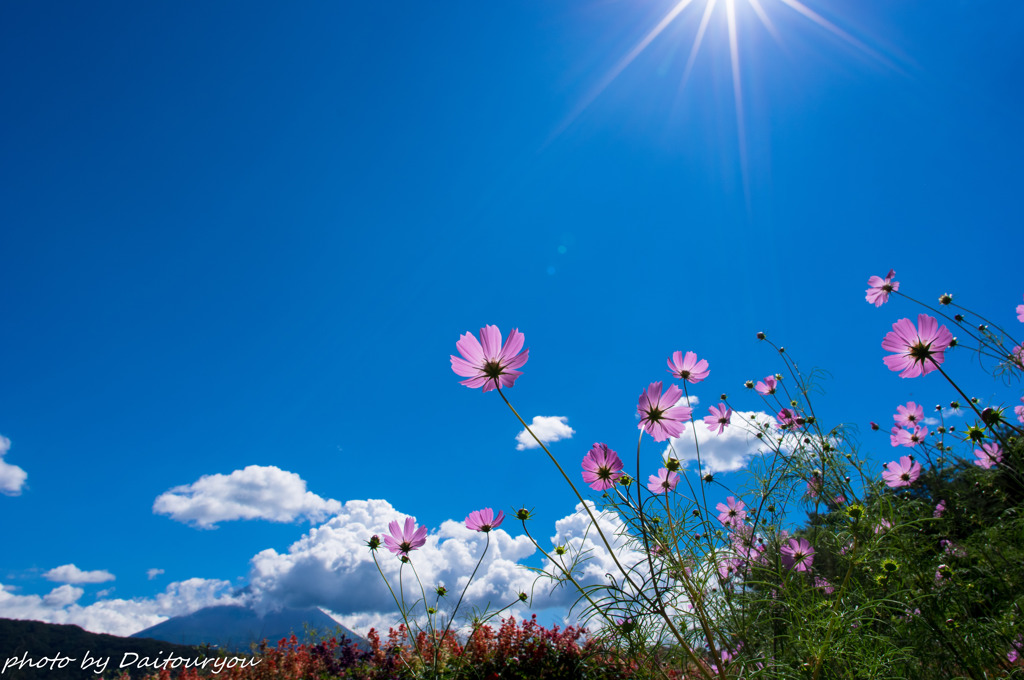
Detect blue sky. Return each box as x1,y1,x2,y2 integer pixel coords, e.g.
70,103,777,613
1,0,1022,637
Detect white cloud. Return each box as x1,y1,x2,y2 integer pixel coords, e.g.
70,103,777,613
663,410,778,474
245,499,538,630
0,578,242,637
923,417,940,426
44,564,115,585
942,406,962,419
153,465,342,529
0,435,27,496
146,569,165,580
515,416,575,450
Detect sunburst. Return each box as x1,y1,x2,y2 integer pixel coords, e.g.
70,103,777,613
554,0,889,192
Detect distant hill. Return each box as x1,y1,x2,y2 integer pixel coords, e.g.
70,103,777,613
131,604,367,652
0,618,214,680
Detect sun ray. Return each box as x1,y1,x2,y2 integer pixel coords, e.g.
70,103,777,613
725,0,750,199
546,0,697,144
681,0,718,88
775,0,893,68
746,0,781,44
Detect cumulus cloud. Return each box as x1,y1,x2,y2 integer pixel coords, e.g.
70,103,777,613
0,435,27,496
146,569,165,580
246,499,538,630
663,410,777,474
515,416,575,450
0,578,242,637
44,564,115,585
153,465,342,529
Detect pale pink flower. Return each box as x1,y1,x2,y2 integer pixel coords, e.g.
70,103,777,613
781,538,815,572
891,425,928,448
637,382,692,442
465,508,505,533
667,351,709,383
581,443,624,491
451,326,528,392
754,375,777,395
881,314,954,378
1016,397,1024,425
384,517,428,557
716,496,747,527
894,402,923,428
882,455,922,488
704,403,732,435
1011,345,1024,369
647,468,680,494
1018,295,1024,322
934,500,946,518
865,269,899,307
973,442,1002,470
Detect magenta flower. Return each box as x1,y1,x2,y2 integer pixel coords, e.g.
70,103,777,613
893,402,923,428
383,517,428,557
806,476,823,499
637,382,692,442
865,269,899,307
450,325,529,392
973,442,1002,470
934,500,946,518
881,314,954,378
776,408,801,430
704,403,732,435
882,455,922,488
667,351,709,383
465,508,505,533
581,443,624,491
754,375,777,395
890,425,928,448
780,538,815,572
716,496,747,527
647,468,680,494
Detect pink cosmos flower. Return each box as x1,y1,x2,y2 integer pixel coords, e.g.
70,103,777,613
781,538,815,572
716,496,747,527
465,508,505,533
1016,397,1024,425
881,314,954,378
704,403,732,435
667,351,709,383
882,455,922,488
637,382,692,442
717,558,741,580
973,442,1003,470
865,269,899,307
581,443,624,491
934,500,946,518
1018,295,1024,323
647,468,680,494
806,476,823,499
890,425,928,448
813,577,834,594
894,402,923,428
384,517,428,557
1011,345,1024,369
450,325,529,392
754,375,777,395
776,408,801,430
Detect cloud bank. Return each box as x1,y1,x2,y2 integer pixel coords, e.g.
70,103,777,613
153,465,342,528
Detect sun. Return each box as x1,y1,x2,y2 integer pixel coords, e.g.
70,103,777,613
555,0,886,194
